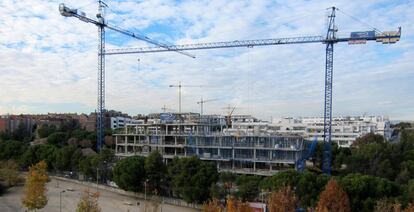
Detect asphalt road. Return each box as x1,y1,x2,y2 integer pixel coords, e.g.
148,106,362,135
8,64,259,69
0,178,199,212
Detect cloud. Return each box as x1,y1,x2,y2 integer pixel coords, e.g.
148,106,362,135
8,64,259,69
0,0,413,121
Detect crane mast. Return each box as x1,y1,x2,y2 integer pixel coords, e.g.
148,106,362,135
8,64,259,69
97,0,106,152
323,7,336,175
59,1,193,152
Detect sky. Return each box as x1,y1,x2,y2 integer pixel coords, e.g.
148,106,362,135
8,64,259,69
0,0,413,121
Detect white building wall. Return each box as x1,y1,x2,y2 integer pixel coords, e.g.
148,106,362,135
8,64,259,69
267,116,391,147
110,117,143,129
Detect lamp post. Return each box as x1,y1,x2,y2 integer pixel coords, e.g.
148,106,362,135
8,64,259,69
144,179,149,200
96,167,99,192
60,190,66,212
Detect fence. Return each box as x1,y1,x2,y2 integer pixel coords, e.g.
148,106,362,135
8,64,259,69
51,175,202,210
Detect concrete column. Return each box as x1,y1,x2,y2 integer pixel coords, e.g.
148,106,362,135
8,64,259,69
115,136,118,154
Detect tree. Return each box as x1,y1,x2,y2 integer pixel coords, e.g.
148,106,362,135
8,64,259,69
260,170,299,191
226,196,253,212
47,132,68,146
0,140,27,161
295,171,329,208
235,175,262,201
340,174,400,212
267,186,297,212
0,160,22,187
353,133,384,146
202,198,224,212
374,199,401,212
145,150,166,193
112,156,146,192
22,160,49,211
76,189,101,212
37,124,57,138
20,144,57,170
220,172,237,196
168,156,218,203
54,145,77,171
316,179,351,212
12,122,32,142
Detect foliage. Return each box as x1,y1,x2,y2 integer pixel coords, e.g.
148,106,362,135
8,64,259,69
11,122,33,142
0,140,27,161
267,186,297,212
168,156,218,203
226,196,253,212
47,132,68,146
112,155,146,192
261,170,299,191
0,160,22,187
20,144,57,170
37,124,57,138
145,150,166,193
60,119,81,132
295,171,329,208
22,160,49,211
374,198,401,212
76,189,101,212
202,198,224,212
143,192,162,212
353,133,384,146
54,145,77,171
235,175,262,201
316,179,351,212
340,174,400,212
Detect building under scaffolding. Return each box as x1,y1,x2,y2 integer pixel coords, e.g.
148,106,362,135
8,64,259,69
114,113,307,176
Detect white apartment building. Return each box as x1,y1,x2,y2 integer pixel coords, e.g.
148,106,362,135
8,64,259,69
231,116,392,148
110,117,143,129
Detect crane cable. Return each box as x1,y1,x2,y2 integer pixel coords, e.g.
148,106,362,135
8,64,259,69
336,8,383,34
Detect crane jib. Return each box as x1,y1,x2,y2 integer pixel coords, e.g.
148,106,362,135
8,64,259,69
104,33,400,55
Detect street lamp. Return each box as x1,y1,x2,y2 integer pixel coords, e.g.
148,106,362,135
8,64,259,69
144,179,149,200
60,190,66,212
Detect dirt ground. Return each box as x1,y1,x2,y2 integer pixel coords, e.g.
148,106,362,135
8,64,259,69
0,178,199,212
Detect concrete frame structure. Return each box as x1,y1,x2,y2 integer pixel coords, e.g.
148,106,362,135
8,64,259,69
114,116,306,176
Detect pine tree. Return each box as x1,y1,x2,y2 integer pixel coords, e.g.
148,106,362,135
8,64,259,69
267,186,297,212
316,179,351,212
21,160,49,211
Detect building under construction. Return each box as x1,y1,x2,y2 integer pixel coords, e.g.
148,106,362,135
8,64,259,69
114,113,307,176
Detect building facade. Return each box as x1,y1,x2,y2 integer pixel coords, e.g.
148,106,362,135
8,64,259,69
114,114,307,176
265,116,391,147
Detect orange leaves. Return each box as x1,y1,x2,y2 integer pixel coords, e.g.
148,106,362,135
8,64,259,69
226,196,253,212
267,186,297,212
202,198,224,212
316,179,351,212
21,160,49,210
76,189,101,212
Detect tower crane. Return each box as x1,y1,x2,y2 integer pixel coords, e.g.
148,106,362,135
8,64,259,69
58,1,194,152
104,7,401,175
197,98,218,115
161,105,174,113
169,82,205,114
222,104,238,128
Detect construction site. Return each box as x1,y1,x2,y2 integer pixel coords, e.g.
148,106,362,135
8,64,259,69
115,113,306,176
59,2,401,175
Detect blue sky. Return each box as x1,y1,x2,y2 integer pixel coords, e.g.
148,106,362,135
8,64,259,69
0,0,413,120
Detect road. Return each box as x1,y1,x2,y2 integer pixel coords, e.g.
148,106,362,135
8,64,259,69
0,178,199,212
